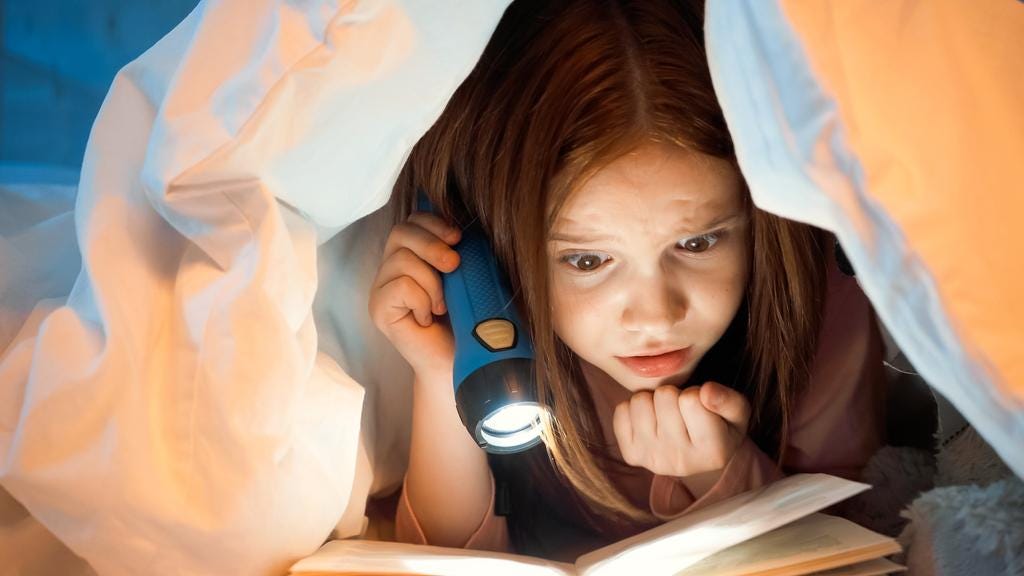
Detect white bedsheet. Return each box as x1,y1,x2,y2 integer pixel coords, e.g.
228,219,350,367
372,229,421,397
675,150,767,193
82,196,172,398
0,1,511,574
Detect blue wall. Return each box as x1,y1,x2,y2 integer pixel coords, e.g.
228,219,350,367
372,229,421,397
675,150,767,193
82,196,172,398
1,0,198,169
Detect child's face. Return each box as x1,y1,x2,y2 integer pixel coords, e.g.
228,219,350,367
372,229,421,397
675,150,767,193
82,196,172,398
548,142,749,392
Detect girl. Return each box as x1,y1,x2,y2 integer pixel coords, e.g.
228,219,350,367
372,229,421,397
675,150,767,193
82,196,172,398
368,0,886,560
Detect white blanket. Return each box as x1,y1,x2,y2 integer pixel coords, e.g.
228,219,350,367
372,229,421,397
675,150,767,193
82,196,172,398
705,0,1024,476
0,1,510,574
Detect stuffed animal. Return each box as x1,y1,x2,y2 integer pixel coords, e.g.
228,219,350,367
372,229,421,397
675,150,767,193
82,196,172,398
835,357,1022,576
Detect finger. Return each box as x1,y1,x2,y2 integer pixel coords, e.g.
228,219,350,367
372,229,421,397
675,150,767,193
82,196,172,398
700,381,751,434
612,401,636,464
653,385,688,445
375,247,447,315
370,275,434,328
678,386,728,447
629,391,657,445
383,221,461,273
407,211,462,245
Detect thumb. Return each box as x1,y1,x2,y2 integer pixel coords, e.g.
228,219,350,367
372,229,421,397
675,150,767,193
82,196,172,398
699,382,750,434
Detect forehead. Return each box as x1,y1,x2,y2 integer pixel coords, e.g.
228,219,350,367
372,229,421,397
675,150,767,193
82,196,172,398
553,142,743,233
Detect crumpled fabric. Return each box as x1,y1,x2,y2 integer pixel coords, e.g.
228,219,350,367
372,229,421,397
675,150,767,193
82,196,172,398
0,1,510,574
705,0,1024,478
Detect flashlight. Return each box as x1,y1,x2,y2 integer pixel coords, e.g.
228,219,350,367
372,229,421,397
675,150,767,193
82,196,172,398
418,193,547,454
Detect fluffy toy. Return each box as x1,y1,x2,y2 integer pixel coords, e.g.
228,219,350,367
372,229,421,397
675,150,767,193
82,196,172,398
898,426,1023,576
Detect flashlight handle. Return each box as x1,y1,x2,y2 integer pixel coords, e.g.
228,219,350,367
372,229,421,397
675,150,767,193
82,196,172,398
417,195,534,392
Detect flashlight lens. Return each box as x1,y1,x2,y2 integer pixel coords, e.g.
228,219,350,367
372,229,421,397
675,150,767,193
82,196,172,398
479,403,544,451
482,403,541,433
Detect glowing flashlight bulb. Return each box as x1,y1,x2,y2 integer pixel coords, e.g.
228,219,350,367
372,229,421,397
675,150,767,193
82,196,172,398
480,402,544,450
483,403,542,433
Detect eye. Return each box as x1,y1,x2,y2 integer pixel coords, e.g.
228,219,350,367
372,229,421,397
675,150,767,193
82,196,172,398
677,231,723,254
561,252,611,272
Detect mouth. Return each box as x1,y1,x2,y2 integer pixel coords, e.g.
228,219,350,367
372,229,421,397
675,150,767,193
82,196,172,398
615,347,691,378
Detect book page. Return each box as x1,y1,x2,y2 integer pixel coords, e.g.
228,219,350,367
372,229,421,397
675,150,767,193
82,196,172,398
288,539,576,576
809,557,906,576
675,513,901,576
576,474,870,576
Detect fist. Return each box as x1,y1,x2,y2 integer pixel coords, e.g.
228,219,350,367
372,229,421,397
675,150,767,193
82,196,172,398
368,211,462,380
612,382,751,478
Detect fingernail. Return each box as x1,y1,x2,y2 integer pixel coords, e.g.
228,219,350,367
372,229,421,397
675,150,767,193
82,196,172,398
703,384,720,408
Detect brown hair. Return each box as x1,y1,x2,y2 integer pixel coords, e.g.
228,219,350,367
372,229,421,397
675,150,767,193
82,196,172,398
391,0,828,532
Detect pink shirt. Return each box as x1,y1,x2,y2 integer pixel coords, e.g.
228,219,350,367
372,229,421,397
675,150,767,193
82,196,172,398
395,260,886,553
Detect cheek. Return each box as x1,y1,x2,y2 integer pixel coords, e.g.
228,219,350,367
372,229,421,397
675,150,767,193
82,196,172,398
549,276,615,354
687,246,749,329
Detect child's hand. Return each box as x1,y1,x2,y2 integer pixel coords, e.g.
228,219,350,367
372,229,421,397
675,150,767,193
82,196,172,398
612,382,750,478
368,212,462,380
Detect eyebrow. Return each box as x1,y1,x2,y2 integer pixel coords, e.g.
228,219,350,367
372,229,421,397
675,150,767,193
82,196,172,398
548,213,745,244
547,231,620,243
683,213,746,235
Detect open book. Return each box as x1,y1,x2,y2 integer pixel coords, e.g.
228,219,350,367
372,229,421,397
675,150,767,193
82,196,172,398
289,474,904,576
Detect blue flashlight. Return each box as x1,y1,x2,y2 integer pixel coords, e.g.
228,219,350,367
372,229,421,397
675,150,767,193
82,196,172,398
417,193,547,454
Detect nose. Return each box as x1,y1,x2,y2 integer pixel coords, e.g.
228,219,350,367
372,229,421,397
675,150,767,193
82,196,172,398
620,272,687,335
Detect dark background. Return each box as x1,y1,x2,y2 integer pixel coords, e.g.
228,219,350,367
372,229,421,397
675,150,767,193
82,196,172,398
0,0,198,170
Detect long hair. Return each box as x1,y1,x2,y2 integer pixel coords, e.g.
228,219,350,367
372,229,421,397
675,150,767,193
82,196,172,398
391,0,828,532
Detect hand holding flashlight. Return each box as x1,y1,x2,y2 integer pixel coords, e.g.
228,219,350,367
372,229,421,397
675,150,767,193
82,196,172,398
368,212,462,382
371,211,500,546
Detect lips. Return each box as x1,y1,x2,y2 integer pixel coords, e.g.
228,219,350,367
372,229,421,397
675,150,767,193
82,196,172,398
616,348,691,378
